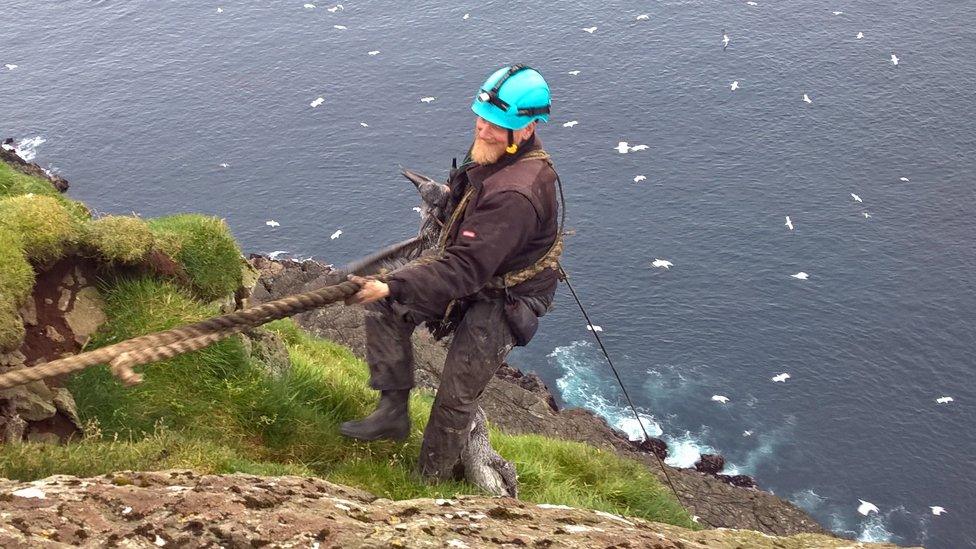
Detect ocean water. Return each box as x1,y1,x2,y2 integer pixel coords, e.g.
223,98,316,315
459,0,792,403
3,1,974,547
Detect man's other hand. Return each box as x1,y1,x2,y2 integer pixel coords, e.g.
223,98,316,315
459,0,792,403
345,275,390,305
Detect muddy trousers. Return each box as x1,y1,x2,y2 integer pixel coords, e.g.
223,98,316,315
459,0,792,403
363,297,515,481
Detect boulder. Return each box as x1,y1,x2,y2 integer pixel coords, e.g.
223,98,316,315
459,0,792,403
694,454,726,474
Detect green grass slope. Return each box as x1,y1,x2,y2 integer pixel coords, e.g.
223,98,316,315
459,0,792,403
0,157,695,529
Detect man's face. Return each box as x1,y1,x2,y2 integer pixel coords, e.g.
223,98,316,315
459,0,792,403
470,117,536,165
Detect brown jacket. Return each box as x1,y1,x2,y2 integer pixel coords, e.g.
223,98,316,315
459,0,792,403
387,135,559,310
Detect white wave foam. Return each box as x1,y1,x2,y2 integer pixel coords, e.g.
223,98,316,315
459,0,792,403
662,430,716,468
14,136,45,162
789,488,827,512
550,340,662,440
857,514,894,543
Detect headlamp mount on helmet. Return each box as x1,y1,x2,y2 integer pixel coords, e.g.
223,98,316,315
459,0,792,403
475,64,551,119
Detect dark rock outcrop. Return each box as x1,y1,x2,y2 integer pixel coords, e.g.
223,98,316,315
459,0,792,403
694,454,725,475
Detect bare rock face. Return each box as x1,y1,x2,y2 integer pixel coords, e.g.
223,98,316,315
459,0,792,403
237,326,291,379
0,257,105,445
250,256,833,537
0,470,917,549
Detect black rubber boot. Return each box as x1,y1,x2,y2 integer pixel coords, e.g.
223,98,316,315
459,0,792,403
339,389,410,441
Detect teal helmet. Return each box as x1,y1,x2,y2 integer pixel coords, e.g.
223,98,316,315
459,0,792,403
471,64,551,130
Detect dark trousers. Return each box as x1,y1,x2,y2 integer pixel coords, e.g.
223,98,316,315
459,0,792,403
363,296,516,480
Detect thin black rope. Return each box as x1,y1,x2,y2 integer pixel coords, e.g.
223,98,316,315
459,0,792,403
554,264,687,509
551,168,687,512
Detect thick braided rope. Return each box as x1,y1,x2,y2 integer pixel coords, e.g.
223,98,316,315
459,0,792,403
109,328,244,386
0,278,369,390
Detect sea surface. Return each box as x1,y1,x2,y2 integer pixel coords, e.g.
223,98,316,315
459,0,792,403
3,1,974,547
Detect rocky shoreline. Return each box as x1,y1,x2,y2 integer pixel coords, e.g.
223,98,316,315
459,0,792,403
249,255,831,538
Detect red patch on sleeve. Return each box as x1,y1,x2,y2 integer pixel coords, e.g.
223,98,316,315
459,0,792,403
461,230,477,238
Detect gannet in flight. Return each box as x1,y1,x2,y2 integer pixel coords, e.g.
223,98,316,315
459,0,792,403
851,192,862,203
266,220,280,228
857,500,879,516
785,216,794,230
722,30,730,50
730,80,739,91
803,94,812,104
891,54,899,66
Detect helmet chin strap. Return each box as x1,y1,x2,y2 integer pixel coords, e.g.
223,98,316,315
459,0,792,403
506,128,518,154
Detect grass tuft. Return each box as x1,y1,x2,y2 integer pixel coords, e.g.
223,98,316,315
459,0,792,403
147,214,242,301
0,194,79,264
0,296,26,352
0,160,91,222
0,226,35,306
85,215,155,263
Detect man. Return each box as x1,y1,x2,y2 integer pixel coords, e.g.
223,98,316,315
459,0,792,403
341,64,562,481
